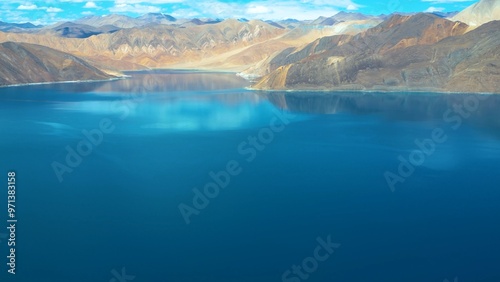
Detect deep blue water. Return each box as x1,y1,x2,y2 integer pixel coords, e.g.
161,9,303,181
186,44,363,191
1,70,500,282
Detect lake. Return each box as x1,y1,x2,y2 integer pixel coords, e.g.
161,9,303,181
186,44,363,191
1,70,500,282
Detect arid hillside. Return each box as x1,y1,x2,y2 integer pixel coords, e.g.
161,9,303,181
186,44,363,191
0,42,115,86
253,13,500,93
452,0,500,29
0,14,383,73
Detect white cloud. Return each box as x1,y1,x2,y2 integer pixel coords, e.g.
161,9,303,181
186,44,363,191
46,7,63,13
171,8,199,18
17,3,38,10
0,10,32,23
16,2,64,13
346,4,357,10
99,0,359,20
425,6,445,12
110,3,161,14
301,0,362,10
115,0,184,3
422,0,473,3
84,1,99,8
82,11,94,15
57,0,182,1
246,5,270,15
8,0,368,23
190,0,343,20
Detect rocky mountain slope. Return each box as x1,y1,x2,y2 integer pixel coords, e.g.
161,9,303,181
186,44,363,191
0,11,381,73
0,42,115,86
0,19,288,71
253,13,500,93
452,0,500,28
246,13,465,79
175,18,381,72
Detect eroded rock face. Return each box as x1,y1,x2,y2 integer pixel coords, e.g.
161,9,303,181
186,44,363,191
0,42,114,86
254,14,500,93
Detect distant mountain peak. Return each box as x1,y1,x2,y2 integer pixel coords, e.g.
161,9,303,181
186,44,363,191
431,11,458,18
0,20,42,32
138,13,176,22
311,11,372,26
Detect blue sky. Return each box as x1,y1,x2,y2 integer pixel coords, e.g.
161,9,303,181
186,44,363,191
0,0,477,25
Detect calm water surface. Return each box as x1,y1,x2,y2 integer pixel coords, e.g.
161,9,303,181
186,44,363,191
1,70,500,282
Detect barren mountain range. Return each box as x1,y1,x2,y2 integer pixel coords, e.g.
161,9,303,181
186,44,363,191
0,42,114,86
0,12,380,80
253,13,500,93
0,0,499,92
254,0,500,92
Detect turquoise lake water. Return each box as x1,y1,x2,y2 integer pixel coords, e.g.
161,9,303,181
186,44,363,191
1,70,500,281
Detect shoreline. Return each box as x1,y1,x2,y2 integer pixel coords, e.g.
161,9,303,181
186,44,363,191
0,67,241,89
123,68,238,74
248,87,499,95
0,76,128,89
1,70,497,95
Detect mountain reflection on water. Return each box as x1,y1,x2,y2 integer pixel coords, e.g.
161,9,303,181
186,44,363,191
266,91,500,135
2,70,500,136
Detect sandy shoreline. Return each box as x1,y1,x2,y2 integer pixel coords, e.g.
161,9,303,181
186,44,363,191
0,67,243,88
2,70,497,95
248,86,499,95
0,76,128,89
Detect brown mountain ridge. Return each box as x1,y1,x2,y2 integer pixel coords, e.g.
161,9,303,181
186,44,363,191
253,13,500,93
0,42,115,86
